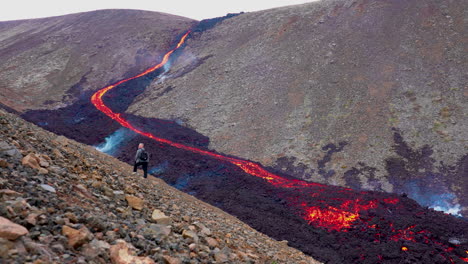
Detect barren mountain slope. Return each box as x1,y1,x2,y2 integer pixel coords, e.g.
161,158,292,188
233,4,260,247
129,0,467,214
0,9,195,112
0,108,320,263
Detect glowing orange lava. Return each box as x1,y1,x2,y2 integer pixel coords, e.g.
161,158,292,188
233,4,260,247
401,246,408,251
90,30,396,231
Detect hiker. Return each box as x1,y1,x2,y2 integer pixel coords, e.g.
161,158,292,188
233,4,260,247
134,143,149,178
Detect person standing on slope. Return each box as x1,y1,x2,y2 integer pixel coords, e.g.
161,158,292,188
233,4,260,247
134,143,149,178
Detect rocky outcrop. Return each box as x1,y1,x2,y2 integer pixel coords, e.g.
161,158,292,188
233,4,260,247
0,108,320,263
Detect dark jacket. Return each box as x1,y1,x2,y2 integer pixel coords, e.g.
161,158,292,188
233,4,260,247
135,148,149,163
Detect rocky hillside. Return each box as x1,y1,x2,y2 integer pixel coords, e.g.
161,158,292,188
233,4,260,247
127,0,467,214
0,9,195,112
0,108,320,264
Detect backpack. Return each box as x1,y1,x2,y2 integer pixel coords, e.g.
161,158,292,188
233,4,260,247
140,150,148,161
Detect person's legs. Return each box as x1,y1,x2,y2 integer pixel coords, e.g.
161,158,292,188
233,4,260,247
142,162,148,178
133,162,138,172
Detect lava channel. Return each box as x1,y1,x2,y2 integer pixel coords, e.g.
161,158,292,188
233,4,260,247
91,31,468,263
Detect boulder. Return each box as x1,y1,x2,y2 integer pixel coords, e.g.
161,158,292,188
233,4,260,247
0,217,28,240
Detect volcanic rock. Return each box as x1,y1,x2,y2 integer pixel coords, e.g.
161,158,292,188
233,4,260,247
162,255,182,264
22,153,41,169
204,237,219,248
39,184,56,193
143,224,171,240
38,168,48,174
0,159,8,168
214,248,230,263
151,209,172,225
0,216,28,240
125,195,144,210
0,238,14,258
25,213,39,225
62,225,93,248
182,229,199,242
38,157,50,168
0,141,22,160
109,240,155,264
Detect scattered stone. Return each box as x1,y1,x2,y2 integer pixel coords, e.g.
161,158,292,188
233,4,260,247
0,189,22,197
64,212,78,223
125,195,144,210
74,184,93,199
204,237,219,248
109,240,155,264
182,230,199,242
52,149,64,159
0,159,8,168
38,157,50,168
0,141,22,160
162,255,182,264
189,243,197,251
38,168,48,174
62,225,93,248
0,217,28,240
151,209,172,225
39,184,56,193
143,224,171,239
90,239,111,250
22,153,41,169
215,251,229,263
26,213,39,225
0,238,15,258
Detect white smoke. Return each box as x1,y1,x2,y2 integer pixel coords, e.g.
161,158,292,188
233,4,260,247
95,128,136,155
431,203,462,217
404,180,462,217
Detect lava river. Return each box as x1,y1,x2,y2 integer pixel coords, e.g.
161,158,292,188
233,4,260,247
91,31,468,263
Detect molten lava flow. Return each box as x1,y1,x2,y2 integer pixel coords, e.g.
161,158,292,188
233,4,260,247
89,30,398,231
91,31,467,263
